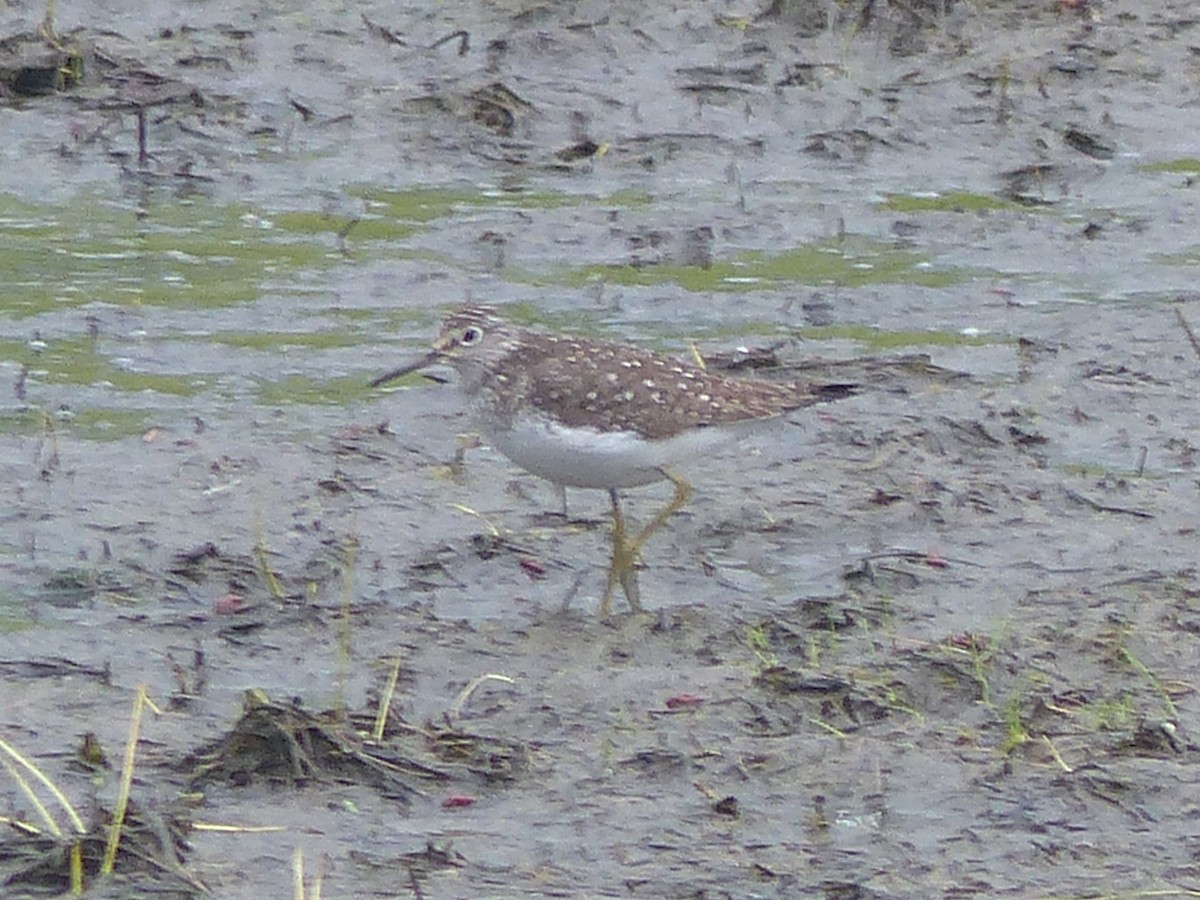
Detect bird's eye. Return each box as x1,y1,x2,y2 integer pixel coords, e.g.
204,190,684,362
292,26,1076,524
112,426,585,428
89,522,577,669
460,326,483,346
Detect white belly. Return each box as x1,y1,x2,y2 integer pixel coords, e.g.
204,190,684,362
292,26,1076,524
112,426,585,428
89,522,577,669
483,415,747,490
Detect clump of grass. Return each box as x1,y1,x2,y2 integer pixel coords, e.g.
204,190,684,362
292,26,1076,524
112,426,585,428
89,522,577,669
253,508,285,600
0,685,196,894
0,734,87,892
745,622,779,668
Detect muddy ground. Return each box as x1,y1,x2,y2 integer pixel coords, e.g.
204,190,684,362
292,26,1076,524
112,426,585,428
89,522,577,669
1,0,1199,897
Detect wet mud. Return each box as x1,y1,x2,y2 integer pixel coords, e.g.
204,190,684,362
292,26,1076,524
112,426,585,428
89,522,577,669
2,0,1199,897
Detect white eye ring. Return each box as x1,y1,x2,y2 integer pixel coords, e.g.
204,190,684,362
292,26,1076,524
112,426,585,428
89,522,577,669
460,326,484,346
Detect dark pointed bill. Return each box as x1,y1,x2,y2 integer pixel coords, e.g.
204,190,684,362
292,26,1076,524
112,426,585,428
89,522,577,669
369,349,442,388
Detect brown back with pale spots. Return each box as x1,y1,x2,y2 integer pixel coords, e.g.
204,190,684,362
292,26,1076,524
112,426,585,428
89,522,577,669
432,306,850,441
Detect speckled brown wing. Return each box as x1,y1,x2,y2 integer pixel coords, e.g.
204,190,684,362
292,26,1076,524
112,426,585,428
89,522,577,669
488,331,845,441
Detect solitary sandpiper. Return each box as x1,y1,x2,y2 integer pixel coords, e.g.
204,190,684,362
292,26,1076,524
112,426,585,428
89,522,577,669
371,306,854,616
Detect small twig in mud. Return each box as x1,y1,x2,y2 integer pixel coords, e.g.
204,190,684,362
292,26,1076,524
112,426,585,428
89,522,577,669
995,57,1012,124
407,865,426,900
431,29,469,56
1120,647,1179,720
858,548,986,568
288,97,314,122
449,673,516,722
291,845,325,900
136,106,148,167
37,408,61,478
362,14,406,46
336,216,361,254
0,735,87,837
1062,487,1153,519
374,656,404,742
334,533,359,722
1175,305,1200,363
292,846,304,900
103,685,160,875
253,510,285,599
1041,735,1072,773
450,503,501,537
193,822,286,834
807,716,847,739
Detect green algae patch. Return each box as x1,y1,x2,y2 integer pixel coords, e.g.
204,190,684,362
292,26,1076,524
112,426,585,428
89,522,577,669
271,210,418,242
59,407,162,440
257,374,369,406
879,191,1023,214
0,408,46,437
799,324,1008,350
1139,158,1200,175
515,236,979,293
349,184,650,223
203,330,363,352
3,336,205,397
0,191,336,318
1154,247,1200,267
0,611,37,634
0,406,160,441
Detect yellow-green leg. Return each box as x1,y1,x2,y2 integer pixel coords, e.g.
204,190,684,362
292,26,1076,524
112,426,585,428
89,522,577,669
599,488,640,617
597,470,693,618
